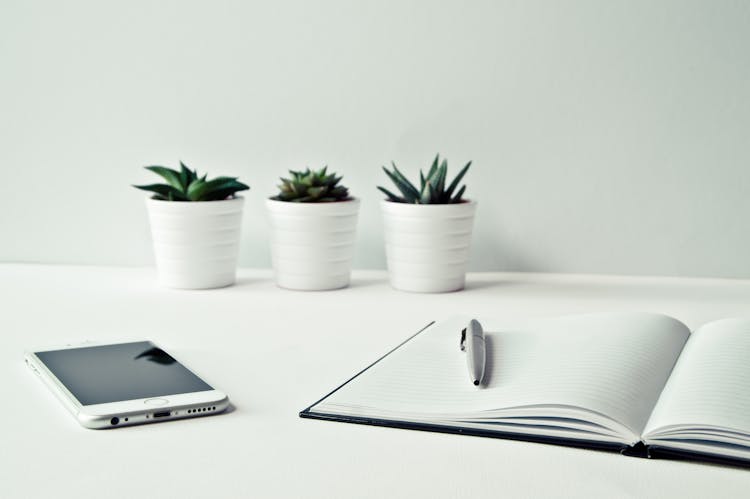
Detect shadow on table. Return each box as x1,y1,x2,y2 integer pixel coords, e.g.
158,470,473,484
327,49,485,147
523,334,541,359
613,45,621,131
232,277,271,289
231,276,385,291
347,277,523,292
347,277,386,289
463,279,523,292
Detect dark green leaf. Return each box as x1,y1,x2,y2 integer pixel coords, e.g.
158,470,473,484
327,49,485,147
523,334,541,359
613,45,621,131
330,186,349,198
186,179,206,200
144,166,184,192
133,183,189,201
435,159,448,200
451,185,466,203
426,154,440,181
274,191,296,201
420,182,434,204
383,165,419,201
276,166,349,202
201,185,249,201
179,162,193,190
390,162,421,200
377,186,404,202
307,186,327,198
444,161,471,199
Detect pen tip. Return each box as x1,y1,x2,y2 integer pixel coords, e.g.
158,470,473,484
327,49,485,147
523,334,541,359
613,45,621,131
473,380,480,386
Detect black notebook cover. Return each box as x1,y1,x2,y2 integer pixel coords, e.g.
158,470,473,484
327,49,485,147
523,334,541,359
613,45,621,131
299,321,749,468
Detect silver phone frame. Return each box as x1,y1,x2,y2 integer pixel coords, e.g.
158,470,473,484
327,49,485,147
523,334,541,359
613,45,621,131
24,340,230,429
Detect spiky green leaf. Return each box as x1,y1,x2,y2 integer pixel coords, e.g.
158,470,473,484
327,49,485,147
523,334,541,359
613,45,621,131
187,177,248,201
377,186,403,202
144,166,183,191
273,166,351,202
444,161,471,199
133,183,189,201
306,186,327,198
378,154,472,204
435,159,448,201
179,162,192,191
382,166,419,202
390,162,421,200
451,184,466,203
426,154,440,181
420,182,434,204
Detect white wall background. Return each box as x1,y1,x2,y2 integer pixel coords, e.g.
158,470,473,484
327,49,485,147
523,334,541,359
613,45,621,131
1,0,749,277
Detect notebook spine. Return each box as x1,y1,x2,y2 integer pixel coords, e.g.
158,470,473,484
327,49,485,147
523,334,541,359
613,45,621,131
620,441,650,458
646,445,750,468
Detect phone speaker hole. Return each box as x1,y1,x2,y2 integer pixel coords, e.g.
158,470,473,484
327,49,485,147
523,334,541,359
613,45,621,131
188,406,217,414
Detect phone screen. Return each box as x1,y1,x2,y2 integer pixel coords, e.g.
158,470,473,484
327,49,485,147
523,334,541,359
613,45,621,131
34,342,213,405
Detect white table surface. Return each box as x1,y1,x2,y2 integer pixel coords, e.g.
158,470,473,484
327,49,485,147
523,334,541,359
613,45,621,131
3,264,750,498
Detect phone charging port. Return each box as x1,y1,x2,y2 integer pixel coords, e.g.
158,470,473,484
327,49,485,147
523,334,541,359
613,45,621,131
153,411,171,418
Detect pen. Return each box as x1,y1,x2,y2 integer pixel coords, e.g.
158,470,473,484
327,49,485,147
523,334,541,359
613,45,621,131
460,319,486,387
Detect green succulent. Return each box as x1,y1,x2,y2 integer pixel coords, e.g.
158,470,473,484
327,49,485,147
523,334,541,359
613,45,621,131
377,154,471,204
133,162,249,201
272,166,351,202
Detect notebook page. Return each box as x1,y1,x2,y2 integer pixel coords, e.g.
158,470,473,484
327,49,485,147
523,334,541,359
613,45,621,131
643,318,750,439
314,312,689,437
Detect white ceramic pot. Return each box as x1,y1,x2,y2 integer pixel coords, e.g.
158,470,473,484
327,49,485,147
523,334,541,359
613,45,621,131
266,198,360,290
146,197,244,289
381,200,476,293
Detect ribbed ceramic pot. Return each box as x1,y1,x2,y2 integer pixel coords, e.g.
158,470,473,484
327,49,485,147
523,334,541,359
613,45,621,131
266,198,360,291
146,197,244,289
381,200,476,293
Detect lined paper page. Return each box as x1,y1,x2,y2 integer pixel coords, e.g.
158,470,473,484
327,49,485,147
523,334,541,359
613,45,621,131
315,313,689,437
644,318,750,438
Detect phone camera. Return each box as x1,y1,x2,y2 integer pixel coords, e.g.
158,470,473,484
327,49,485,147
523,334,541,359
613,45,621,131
110,417,120,426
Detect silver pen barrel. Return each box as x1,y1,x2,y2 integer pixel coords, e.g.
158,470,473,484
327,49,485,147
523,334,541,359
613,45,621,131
465,319,486,386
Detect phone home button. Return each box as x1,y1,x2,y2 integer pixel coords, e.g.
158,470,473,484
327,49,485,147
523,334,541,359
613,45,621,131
144,398,169,406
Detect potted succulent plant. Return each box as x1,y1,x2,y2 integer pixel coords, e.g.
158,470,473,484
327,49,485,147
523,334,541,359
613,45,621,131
134,162,249,289
377,154,475,293
266,167,359,290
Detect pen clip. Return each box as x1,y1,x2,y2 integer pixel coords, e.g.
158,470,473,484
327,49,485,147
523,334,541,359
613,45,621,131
460,328,467,351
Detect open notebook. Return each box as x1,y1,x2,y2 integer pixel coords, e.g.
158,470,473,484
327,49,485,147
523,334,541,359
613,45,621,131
300,313,750,466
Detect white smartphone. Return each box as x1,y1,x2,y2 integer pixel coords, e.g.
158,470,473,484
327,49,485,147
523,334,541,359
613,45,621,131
25,340,229,429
